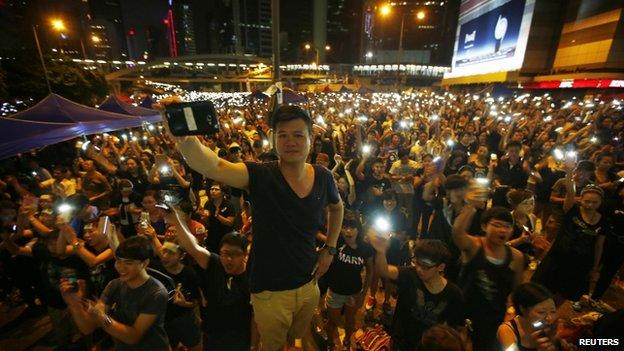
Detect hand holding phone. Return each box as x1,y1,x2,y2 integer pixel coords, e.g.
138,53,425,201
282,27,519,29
165,101,220,136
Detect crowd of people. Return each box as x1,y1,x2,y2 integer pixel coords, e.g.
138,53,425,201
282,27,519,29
0,90,623,351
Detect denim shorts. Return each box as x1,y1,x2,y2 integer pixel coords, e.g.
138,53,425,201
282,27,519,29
325,288,357,309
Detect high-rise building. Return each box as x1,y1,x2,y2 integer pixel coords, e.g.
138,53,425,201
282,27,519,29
326,0,363,63
238,0,272,57
281,0,314,62
170,0,196,56
87,0,128,59
365,0,459,65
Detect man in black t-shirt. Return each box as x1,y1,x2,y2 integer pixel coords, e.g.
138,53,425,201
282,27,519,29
493,141,530,189
171,105,344,350
370,237,464,350
357,157,393,215
167,210,255,351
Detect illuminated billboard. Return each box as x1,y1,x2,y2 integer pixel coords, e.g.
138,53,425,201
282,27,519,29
444,0,536,79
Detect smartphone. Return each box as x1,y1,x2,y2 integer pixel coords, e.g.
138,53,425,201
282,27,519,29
61,269,79,292
532,320,545,330
165,101,220,136
98,216,110,237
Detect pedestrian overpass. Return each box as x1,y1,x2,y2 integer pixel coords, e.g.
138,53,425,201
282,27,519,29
99,54,449,90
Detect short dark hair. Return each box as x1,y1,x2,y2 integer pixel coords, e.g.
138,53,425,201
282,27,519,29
506,141,522,150
220,231,248,252
512,282,553,315
372,157,384,165
382,189,397,201
66,193,90,210
270,105,313,134
419,324,465,351
398,148,410,159
414,240,451,265
445,174,468,191
116,236,154,261
480,206,514,226
595,152,614,163
576,160,596,172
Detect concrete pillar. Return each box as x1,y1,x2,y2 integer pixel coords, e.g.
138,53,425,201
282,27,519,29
313,0,327,63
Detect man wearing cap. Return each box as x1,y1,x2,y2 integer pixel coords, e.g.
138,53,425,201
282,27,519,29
169,105,343,350
370,237,464,350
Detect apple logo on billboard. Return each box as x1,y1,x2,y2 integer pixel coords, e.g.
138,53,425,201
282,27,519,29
494,14,508,53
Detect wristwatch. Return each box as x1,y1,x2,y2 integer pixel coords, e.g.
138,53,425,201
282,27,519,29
324,245,337,256
101,314,113,328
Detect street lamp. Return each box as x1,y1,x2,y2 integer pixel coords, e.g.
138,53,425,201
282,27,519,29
378,5,426,85
380,4,391,17
50,18,66,32
304,43,331,64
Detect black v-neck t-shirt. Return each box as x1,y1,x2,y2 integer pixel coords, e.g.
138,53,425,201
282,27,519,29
245,161,341,292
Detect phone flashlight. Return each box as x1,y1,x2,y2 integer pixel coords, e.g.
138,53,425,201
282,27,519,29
532,320,545,330
490,153,497,161
553,149,564,161
57,203,73,214
475,177,490,186
373,217,391,236
362,145,371,154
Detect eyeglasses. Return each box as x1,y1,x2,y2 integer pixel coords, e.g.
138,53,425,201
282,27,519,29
411,257,439,270
219,250,245,259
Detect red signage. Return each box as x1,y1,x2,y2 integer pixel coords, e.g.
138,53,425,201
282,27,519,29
521,79,624,89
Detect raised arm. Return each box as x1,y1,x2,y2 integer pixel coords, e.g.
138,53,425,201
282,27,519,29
177,137,249,190
452,205,480,256
356,155,369,181
562,168,575,214
166,209,211,269
369,234,399,281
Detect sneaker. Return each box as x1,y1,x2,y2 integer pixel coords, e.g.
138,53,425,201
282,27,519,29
365,296,376,311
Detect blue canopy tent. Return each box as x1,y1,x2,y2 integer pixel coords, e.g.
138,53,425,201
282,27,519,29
339,85,352,93
357,86,375,94
250,90,270,100
282,88,307,103
0,94,149,159
98,95,162,124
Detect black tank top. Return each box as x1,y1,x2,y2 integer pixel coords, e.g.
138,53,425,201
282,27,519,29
460,238,515,323
505,319,537,351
